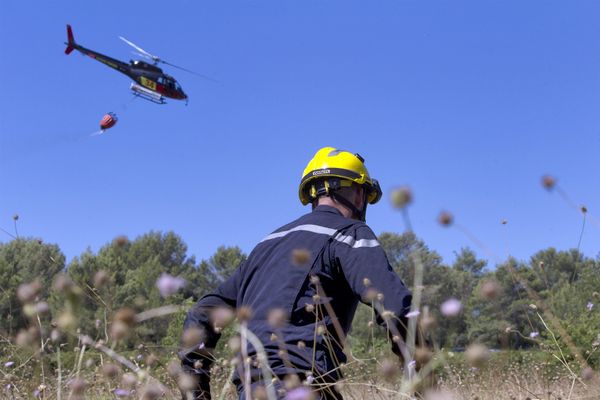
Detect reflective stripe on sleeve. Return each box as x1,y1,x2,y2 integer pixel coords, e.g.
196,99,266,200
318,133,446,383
333,233,380,248
260,224,380,249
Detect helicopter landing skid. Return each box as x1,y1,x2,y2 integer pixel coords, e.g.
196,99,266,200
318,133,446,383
130,83,166,104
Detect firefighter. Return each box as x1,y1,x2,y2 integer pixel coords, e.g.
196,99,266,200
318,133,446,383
181,147,413,400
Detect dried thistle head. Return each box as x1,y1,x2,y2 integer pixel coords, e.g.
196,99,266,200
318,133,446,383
581,367,594,381
291,249,311,266
110,321,129,341
121,373,138,390
228,335,241,353
378,358,399,382
167,360,182,378
437,211,453,227
56,311,76,330
479,279,502,300
68,378,86,395
17,280,42,304
419,306,436,333
390,186,413,209
363,288,379,302
252,385,268,400
283,374,301,390
53,273,74,292
114,308,137,328
177,374,197,393
34,301,49,315
309,275,320,285
381,310,395,321
181,327,205,348
211,307,234,329
237,306,253,322
465,343,490,368
114,235,129,248
102,363,120,379
285,385,315,400
267,308,287,329
50,329,62,342
15,329,36,347
93,270,110,288
424,389,454,400
541,175,556,190
415,347,433,369
53,273,83,302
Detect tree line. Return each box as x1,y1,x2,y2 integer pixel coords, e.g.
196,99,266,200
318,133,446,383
1,231,598,367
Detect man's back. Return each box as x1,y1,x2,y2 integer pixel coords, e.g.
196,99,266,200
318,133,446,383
181,147,412,400
183,205,412,394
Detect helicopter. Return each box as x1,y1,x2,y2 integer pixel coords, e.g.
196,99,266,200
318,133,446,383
64,24,210,104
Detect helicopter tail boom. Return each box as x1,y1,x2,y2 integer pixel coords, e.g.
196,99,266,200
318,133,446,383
64,24,75,55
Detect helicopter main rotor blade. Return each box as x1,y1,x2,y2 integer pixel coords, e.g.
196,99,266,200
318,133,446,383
120,35,218,83
130,51,149,59
160,60,220,83
119,36,158,61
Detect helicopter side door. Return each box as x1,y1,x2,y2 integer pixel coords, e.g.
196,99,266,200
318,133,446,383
140,76,158,92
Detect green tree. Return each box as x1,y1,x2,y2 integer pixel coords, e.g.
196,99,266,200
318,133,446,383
466,258,540,348
429,248,486,348
65,232,212,344
0,239,65,336
378,231,446,288
204,245,247,285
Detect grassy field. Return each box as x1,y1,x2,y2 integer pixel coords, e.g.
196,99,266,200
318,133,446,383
2,333,598,400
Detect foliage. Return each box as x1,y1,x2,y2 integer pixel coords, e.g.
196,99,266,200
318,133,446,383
0,239,65,336
1,229,599,399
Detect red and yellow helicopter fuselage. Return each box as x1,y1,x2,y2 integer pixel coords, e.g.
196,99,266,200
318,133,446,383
64,25,187,104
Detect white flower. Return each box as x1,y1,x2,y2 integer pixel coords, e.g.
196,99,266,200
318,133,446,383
529,331,539,338
156,273,186,297
587,302,594,311
440,298,462,317
406,310,421,319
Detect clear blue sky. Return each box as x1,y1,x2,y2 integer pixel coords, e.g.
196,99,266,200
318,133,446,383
1,1,599,268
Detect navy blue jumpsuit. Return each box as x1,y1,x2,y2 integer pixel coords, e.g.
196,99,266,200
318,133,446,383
181,205,412,399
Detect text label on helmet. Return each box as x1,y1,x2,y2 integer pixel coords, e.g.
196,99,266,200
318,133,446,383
312,169,331,176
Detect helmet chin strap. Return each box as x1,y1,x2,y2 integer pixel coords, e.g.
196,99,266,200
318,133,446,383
330,191,368,222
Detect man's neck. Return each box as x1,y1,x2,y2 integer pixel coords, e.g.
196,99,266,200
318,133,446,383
316,197,353,219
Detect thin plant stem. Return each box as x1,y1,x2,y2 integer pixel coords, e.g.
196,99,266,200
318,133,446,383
576,212,586,254
36,314,46,399
240,321,252,400
57,345,62,400
239,324,278,400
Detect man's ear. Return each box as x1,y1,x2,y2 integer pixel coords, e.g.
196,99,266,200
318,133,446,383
354,186,365,208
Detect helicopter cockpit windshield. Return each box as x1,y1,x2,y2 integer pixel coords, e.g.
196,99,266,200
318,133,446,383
158,76,182,92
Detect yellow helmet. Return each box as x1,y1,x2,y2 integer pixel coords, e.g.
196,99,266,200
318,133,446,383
299,147,382,207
